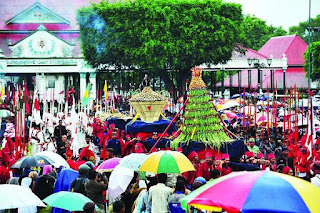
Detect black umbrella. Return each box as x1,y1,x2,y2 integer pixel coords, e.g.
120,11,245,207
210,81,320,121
11,155,54,169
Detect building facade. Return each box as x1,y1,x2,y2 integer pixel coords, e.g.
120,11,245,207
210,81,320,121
0,0,102,102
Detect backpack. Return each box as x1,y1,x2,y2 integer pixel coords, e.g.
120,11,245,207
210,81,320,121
71,177,88,195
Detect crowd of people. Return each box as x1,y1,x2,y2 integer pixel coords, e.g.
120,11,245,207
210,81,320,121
0,95,320,213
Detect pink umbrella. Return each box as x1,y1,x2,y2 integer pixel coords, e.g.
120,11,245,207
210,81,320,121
224,111,238,119
96,157,121,173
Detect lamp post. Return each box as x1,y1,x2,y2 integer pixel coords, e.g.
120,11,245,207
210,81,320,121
267,55,273,89
247,58,270,93
247,58,252,88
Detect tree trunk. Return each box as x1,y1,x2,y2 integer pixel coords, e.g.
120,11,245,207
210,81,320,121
158,69,177,100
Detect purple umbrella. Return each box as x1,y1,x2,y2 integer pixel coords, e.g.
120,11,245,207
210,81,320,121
96,157,121,173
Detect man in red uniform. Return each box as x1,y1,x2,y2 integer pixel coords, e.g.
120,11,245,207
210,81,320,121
183,151,200,185
198,151,215,181
0,155,10,184
221,153,232,176
297,147,310,177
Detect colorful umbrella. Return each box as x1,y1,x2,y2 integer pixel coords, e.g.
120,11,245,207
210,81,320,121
11,155,54,169
119,153,148,171
181,170,320,213
224,111,238,119
139,151,195,174
43,191,97,211
35,151,70,168
108,166,134,198
0,185,46,210
218,100,239,111
0,109,14,118
96,157,121,173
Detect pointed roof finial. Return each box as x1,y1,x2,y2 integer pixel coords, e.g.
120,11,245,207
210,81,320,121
37,24,47,31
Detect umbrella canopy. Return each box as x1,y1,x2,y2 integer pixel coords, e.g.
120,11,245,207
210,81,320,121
119,153,148,171
0,109,14,118
223,111,238,119
35,151,70,168
11,155,54,169
43,191,96,211
218,100,239,111
0,185,46,210
108,166,134,198
96,157,121,173
139,151,195,174
181,170,320,213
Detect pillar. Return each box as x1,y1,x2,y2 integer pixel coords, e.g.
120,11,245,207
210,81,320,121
80,72,87,101
89,72,97,100
271,70,274,90
248,70,251,88
229,70,232,94
257,68,261,92
221,69,225,98
283,69,286,92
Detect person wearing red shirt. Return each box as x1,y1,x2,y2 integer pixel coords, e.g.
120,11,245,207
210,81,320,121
124,134,135,156
0,155,10,184
297,147,310,177
198,151,215,181
183,151,200,185
221,153,232,176
105,123,120,141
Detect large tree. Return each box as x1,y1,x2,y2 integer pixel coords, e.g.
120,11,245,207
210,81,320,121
77,0,243,98
289,15,320,43
240,15,287,51
304,41,320,80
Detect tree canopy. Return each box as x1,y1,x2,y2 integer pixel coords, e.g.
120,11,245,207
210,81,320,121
304,41,320,80
289,15,320,43
240,15,287,51
77,0,243,97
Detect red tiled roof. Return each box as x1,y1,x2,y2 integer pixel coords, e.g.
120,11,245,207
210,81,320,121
259,35,307,65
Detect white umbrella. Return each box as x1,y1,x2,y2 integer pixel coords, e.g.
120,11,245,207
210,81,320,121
0,109,14,118
35,151,70,168
108,166,134,198
218,100,239,111
119,153,148,171
0,185,46,210
298,118,320,126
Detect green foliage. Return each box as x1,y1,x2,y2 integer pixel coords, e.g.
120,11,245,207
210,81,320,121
304,41,320,80
171,88,231,150
77,0,243,95
289,15,320,43
240,15,287,51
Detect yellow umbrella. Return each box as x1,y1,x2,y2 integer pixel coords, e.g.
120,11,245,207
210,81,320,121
139,151,195,174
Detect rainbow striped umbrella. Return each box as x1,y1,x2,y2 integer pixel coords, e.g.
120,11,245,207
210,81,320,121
181,170,320,213
138,151,195,174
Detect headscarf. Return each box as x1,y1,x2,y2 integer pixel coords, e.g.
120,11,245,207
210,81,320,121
43,165,53,175
21,177,32,188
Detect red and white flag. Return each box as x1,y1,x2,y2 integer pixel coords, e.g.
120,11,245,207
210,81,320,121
305,98,316,160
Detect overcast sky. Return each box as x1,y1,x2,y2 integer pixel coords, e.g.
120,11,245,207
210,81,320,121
224,0,320,31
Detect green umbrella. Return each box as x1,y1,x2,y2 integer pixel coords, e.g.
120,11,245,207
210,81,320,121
43,191,97,211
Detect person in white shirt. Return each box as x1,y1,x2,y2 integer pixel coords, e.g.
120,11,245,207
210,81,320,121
311,161,320,188
148,173,173,213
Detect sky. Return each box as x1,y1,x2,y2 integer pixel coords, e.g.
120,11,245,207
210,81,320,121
224,0,320,31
